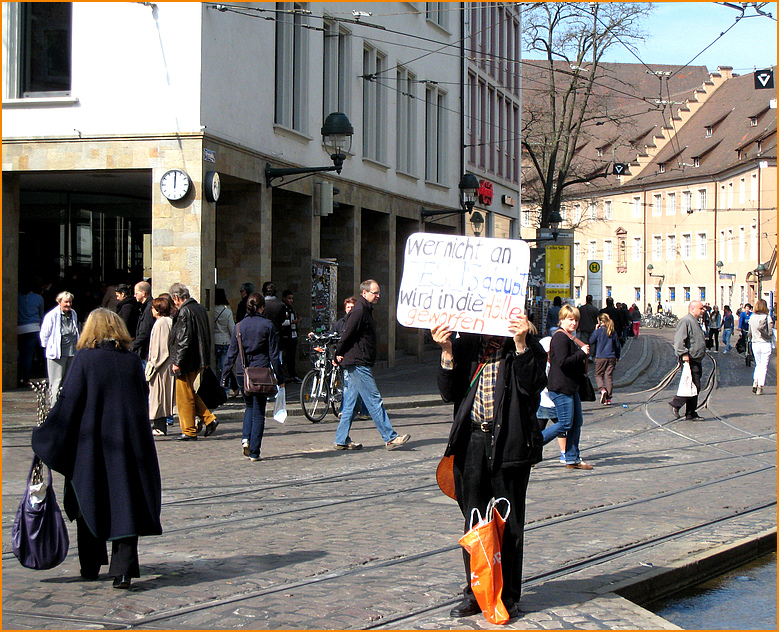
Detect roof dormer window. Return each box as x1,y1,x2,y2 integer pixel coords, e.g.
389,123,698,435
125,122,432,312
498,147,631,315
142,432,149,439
705,126,712,137
693,157,700,167
659,163,666,173
750,116,758,127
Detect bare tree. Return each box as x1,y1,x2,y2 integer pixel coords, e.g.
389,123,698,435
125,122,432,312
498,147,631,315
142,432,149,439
521,3,653,228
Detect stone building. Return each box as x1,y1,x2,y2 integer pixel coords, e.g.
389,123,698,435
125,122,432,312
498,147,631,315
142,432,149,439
2,2,468,388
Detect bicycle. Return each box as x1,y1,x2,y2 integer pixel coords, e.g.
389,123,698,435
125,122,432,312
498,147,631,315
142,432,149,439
300,332,343,423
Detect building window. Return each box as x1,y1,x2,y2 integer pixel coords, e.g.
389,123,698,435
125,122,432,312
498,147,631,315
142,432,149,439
728,181,733,208
697,232,707,258
633,236,642,262
606,285,612,298
739,177,746,205
667,192,676,215
275,4,309,131
653,235,662,260
739,225,746,261
669,286,676,302
697,188,707,211
653,194,662,216
604,239,613,264
632,196,641,218
425,84,447,182
426,2,449,30
588,240,597,260
604,200,612,220
699,287,706,302
396,66,416,175
323,21,350,120
751,173,758,201
9,2,73,98
750,116,758,127
667,234,676,260
659,163,666,173
683,190,692,214
682,233,692,259
693,157,700,167
751,221,758,260
588,201,597,221
705,126,712,137
635,287,641,302
574,241,581,265
655,286,662,302
363,46,387,162
684,286,691,302
727,228,734,261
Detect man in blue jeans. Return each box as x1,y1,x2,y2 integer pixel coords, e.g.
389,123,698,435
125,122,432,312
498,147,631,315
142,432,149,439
333,280,410,451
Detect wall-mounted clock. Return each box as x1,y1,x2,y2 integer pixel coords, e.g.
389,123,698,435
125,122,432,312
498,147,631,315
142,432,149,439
204,171,221,203
160,169,191,201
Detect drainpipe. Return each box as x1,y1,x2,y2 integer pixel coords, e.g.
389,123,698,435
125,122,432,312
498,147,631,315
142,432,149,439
460,3,466,237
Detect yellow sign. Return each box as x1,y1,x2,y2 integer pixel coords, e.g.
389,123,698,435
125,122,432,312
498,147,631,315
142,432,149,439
545,245,570,299
589,261,601,274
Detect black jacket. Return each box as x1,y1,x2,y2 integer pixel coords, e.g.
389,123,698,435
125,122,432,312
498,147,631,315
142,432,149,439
131,299,155,360
438,334,547,470
547,330,588,395
263,297,286,337
336,295,376,367
225,313,284,387
32,343,162,540
116,296,141,338
169,298,211,373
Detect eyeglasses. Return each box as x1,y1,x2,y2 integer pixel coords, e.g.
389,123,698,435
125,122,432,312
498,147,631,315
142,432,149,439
367,289,380,296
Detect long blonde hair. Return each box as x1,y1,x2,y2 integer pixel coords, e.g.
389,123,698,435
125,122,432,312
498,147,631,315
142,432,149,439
598,313,614,336
77,308,133,350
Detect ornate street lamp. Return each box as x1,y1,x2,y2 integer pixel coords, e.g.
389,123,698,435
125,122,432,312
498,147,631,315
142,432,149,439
266,112,354,187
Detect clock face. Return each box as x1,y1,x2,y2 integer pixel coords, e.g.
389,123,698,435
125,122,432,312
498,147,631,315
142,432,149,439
205,171,221,202
160,169,191,201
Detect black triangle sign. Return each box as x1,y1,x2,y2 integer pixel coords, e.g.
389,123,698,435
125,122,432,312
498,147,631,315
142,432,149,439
754,68,774,90
613,163,627,175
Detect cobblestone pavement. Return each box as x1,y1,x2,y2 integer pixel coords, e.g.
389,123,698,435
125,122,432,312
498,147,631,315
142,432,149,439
2,330,776,630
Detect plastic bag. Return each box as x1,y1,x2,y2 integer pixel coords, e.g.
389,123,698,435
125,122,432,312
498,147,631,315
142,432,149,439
676,362,697,398
273,386,287,423
458,498,511,625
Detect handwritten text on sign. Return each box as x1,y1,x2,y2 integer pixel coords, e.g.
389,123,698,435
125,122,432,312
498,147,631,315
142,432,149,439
396,233,530,336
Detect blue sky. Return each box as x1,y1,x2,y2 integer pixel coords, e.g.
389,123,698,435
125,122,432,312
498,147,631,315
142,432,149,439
602,2,777,74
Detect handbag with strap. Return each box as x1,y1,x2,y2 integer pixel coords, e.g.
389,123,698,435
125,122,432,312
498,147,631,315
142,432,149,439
12,455,70,570
237,322,278,396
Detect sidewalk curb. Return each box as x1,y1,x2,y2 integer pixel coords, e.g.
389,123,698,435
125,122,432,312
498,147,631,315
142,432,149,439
606,527,777,606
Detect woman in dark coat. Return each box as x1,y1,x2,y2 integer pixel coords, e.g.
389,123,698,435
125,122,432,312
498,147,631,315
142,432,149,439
32,308,162,589
224,293,284,461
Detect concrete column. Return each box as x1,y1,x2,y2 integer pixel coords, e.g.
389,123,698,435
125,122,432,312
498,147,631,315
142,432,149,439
2,174,20,389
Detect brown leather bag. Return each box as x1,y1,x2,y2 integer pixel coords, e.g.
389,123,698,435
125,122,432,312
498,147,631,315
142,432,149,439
237,323,278,395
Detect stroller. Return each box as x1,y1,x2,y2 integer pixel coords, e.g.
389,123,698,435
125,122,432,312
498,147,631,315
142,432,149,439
735,331,754,366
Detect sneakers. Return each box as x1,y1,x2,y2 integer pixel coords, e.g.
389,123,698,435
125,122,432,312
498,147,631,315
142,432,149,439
605,399,612,405
670,404,681,419
756,386,763,395
241,440,250,458
560,452,567,464
334,442,363,450
386,434,411,450
752,382,758,393
599,389,608,405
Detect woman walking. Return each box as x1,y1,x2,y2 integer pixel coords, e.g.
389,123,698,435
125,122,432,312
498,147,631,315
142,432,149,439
213,288,236,397
589,314,621,405
147,296,176,435
721,306,734,353
629,304,641,337
542,305,593,470
224,293,284,461
32,308,162,589
748,299,774,395
39,291,79,407
708,306,722,352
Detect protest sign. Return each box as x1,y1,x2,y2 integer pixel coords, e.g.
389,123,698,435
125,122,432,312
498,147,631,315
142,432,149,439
396,232,531,337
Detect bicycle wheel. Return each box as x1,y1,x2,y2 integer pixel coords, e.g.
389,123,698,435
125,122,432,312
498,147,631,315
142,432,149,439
301,370,329,423
330,367,343,418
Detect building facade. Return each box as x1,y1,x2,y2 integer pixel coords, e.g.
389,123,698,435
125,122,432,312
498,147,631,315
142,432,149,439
3,2,468,388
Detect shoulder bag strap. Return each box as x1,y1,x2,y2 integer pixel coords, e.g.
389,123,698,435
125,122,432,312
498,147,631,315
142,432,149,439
236,321,248,368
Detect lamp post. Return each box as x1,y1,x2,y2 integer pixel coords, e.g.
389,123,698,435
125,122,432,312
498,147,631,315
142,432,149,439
265,112,354,187
754,263,767,299
420,173,483,233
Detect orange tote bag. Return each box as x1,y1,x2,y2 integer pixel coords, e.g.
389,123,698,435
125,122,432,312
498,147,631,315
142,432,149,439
458,497,511,625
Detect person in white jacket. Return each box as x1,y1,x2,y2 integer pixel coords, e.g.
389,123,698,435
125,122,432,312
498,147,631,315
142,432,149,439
39,291,79,407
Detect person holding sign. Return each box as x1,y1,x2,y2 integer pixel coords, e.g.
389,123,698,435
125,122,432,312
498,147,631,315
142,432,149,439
432,315,546,619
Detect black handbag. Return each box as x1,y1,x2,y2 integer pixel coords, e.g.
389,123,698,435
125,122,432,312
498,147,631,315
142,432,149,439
197,366,227,409
237,324,278,395
11,456,70,570
580,375,597,402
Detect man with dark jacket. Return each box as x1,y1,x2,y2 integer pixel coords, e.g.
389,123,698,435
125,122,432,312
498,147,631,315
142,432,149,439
169,282,218,441
333,280,410,451
599,297,625,341
431,315,546,620
115,284,141,337
262,282,286,338
577,294,599,344
131,281,154,363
